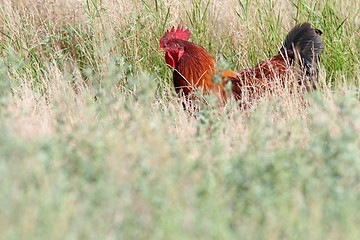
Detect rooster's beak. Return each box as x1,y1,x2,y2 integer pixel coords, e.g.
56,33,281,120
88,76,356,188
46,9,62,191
159,47,166,52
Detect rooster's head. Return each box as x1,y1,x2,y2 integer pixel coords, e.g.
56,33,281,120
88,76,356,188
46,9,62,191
159,26,191,68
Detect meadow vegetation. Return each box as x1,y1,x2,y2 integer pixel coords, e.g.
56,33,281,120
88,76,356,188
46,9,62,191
0,0,359,239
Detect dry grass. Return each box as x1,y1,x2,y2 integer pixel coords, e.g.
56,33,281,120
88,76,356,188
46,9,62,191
0,0,359,239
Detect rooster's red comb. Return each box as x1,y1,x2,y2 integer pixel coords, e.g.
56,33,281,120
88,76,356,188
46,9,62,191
160,26,191,47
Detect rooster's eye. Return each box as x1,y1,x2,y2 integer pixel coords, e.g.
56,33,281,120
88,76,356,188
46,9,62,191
172,44,179,48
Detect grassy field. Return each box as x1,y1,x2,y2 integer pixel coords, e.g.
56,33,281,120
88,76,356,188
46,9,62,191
0,0,359,239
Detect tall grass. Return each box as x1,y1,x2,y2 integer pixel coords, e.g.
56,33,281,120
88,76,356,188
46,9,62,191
0,0,359,239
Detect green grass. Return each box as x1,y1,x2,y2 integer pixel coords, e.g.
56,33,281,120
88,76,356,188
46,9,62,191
0,0,359,239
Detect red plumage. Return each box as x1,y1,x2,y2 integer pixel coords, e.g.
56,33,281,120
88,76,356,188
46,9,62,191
159,23,324,108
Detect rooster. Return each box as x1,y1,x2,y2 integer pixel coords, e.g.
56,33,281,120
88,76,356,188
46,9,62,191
159,23,324,108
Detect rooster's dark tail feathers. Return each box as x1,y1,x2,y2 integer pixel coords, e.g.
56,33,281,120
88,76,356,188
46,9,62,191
280,22,324,89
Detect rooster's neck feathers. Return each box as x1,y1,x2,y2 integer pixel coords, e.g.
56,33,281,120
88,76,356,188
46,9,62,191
173,41,216,94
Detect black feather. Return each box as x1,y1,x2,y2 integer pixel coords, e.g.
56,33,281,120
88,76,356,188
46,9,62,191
279,22,324,90
280,22,324,65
